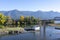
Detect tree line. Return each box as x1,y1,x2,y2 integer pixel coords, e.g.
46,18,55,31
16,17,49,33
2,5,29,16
0,13,54,28
0,13,40,27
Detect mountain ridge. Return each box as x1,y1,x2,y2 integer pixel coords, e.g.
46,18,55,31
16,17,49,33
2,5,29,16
0,9,60,20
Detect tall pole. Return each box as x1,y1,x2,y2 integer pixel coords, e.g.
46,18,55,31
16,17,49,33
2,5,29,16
40,20,42,40
40,20,46,40
43,21,46,40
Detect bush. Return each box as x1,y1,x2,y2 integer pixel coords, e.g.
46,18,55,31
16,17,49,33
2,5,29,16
0,25,4,29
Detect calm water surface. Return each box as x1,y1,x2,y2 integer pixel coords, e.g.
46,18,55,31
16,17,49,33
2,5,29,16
0,26,60,40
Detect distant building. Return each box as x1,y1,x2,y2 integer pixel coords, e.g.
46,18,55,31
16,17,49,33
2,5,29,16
54,17,60,24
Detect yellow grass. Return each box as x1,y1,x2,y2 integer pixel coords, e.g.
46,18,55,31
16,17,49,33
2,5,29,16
48,24,60,27
0,27,24,32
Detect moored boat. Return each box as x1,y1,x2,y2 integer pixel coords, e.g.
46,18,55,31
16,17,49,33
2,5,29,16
55,27,60,30
24,25,40,31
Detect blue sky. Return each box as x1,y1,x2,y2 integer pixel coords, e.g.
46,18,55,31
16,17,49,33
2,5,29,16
0,0,60,12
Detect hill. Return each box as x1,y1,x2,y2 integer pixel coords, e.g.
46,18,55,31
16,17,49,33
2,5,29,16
0,9,60,20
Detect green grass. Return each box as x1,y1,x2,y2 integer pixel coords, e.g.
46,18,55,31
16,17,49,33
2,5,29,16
6,27,21,31
0,27,24,32
0,25,4,29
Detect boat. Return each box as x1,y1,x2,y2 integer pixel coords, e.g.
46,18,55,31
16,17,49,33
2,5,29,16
55,27,60,30
32,25,40,31
24,25,40,31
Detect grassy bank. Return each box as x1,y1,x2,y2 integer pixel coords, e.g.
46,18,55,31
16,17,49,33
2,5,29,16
48,24,60,27
0,27,24,31
0,27,24,35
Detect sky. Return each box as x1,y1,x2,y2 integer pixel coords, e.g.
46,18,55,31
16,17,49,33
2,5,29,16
0,0,60,12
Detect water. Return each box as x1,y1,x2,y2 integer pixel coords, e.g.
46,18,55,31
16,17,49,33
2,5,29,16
0,26,60,40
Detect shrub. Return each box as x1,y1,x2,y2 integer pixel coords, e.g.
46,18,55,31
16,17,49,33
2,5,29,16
0,25,4,29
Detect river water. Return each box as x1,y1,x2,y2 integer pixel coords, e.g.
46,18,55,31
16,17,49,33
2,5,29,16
0,26,60,40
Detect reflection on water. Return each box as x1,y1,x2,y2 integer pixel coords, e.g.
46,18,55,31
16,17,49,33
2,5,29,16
34,31,40,40
0,32,40,40
0,26,60,40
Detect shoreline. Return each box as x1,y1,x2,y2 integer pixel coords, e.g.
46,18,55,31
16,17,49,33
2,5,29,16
0,27,24,35
48,24,60,27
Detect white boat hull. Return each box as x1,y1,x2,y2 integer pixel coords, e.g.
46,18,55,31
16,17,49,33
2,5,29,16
34,27,40,30
32,25,40,31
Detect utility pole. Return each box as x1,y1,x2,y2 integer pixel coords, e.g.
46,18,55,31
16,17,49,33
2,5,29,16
40,20,46,40
43,21,46,40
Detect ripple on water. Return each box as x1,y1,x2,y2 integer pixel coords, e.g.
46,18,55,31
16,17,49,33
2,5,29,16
0,26,60,40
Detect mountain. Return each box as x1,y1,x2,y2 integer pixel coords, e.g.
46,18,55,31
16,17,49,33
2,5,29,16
0,9,60,20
